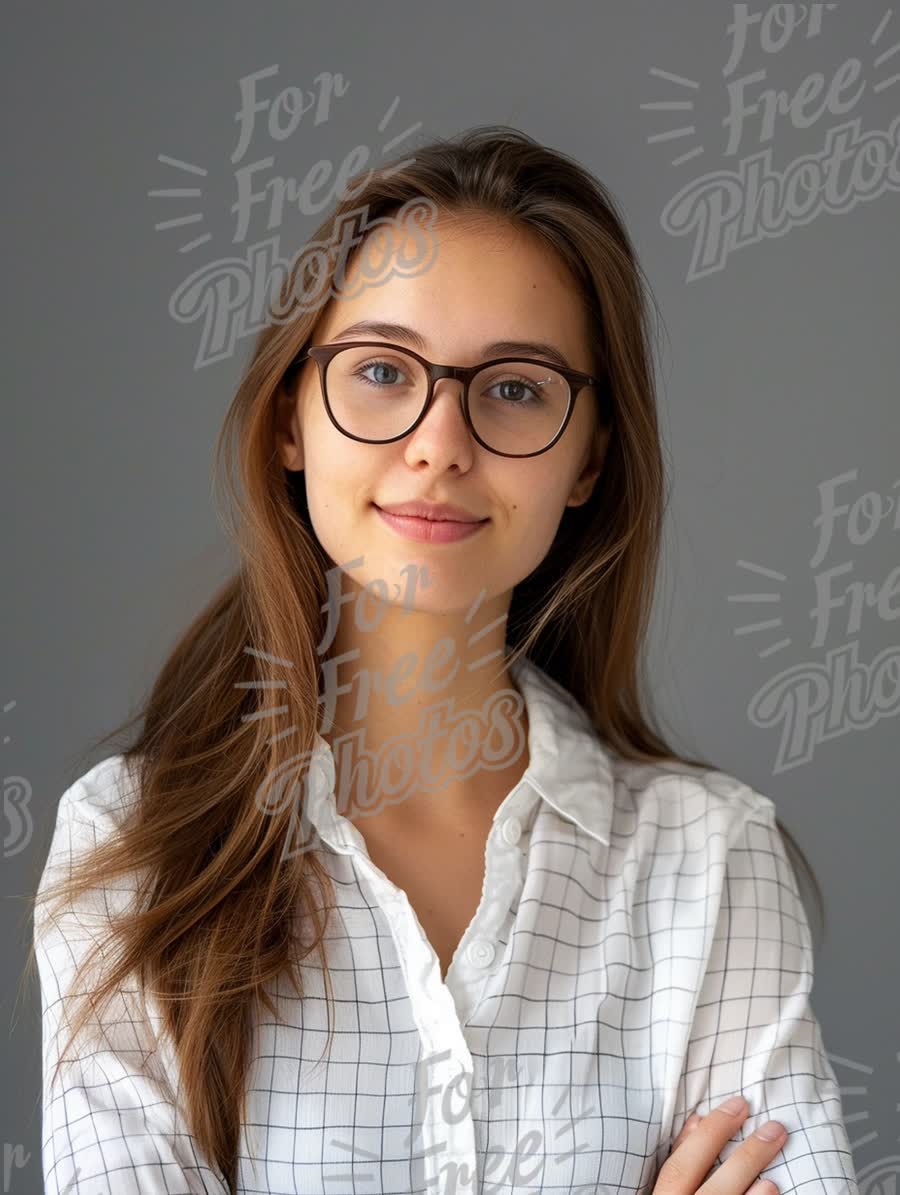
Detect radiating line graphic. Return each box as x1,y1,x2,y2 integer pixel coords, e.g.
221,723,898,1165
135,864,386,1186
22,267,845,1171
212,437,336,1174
2,699,15,745
729,560,793,658
641,67,704,167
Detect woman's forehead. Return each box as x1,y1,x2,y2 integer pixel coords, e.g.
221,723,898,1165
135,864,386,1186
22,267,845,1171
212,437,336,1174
315,223,592,362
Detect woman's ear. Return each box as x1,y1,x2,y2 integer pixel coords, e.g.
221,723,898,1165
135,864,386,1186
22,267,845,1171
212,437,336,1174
275,382,304,472
566,424,610,508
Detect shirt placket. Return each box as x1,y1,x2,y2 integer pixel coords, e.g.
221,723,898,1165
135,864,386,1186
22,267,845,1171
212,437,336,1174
311,722,536,1193
336,783,534,1193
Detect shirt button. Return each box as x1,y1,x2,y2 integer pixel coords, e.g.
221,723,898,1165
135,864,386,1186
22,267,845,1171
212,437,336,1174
466,939,496,968
500,816,522,845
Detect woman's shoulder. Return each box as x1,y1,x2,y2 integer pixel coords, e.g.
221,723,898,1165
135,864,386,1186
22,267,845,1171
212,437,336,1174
37,754,143,902
52,753,141,826
606,748,778,844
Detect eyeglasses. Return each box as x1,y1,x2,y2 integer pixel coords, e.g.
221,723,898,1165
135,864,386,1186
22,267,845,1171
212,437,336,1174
290,340,612,458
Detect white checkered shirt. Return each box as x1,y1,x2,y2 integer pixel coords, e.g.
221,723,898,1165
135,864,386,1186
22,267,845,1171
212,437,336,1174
36,654,860,1194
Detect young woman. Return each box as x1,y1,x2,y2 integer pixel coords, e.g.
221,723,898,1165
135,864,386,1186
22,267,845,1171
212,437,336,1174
30,126,859,1195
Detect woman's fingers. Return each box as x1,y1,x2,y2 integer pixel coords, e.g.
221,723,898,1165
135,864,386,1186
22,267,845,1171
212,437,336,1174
656,1095,787,1195
669,1111,703,1152
701,1115,787,1195
658,1096,751,1192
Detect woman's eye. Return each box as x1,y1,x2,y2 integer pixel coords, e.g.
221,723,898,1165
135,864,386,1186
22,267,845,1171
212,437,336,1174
486,378,540,405
360,361,403,385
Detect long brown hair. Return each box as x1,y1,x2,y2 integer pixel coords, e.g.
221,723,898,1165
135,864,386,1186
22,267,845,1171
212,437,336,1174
24,124,823,1193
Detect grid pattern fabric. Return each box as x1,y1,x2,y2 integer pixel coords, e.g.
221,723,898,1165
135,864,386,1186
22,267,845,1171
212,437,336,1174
35,654,860,1194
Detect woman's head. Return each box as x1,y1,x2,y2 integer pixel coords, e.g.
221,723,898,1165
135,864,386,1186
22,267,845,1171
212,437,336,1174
223,123,668,727
274,210,610,623
28,126,820,1195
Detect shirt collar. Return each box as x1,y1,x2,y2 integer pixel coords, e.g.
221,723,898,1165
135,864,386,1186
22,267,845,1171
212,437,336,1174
506,653,615,847
303,653,615,855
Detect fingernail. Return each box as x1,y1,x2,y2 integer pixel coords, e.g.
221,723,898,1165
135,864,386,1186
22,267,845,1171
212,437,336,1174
720,1095,747,1114
755,1120,786,1141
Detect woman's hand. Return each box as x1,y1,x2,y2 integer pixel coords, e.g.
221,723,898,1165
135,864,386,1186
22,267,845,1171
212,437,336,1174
656,1095,788,1195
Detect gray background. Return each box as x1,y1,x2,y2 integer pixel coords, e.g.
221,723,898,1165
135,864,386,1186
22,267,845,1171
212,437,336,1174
3,1,896,1190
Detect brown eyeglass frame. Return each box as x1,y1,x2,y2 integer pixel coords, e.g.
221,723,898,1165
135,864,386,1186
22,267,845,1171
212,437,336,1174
288,341,613,459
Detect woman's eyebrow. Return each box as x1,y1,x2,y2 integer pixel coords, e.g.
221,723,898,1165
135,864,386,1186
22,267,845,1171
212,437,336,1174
327,320,575,371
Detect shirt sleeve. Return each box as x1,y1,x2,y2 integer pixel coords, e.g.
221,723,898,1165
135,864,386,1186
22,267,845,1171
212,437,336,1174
35,761,229,1194
673,794,860,1195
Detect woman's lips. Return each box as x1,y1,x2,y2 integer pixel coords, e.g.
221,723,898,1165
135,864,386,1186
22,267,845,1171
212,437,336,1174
373,504,490,544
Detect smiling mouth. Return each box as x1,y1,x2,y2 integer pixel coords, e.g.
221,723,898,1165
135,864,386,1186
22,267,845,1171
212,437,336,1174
371,503,491,544
372,504,489,524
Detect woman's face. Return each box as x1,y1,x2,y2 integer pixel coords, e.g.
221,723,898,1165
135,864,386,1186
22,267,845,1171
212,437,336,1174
277,214,609,615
